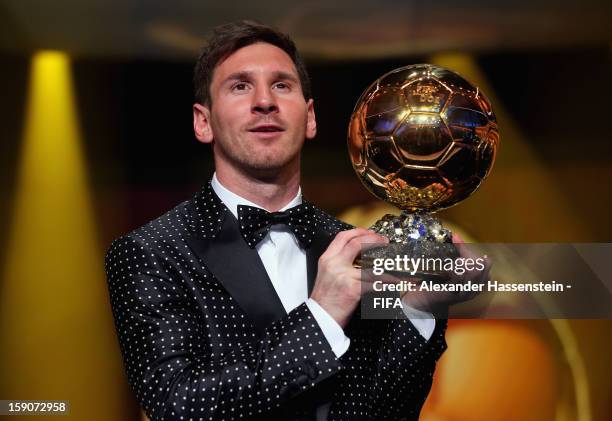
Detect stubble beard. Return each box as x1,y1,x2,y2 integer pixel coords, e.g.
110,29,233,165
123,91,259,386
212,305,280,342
214,137,302,181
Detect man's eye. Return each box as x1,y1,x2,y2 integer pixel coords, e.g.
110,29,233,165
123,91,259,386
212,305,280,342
274,82,290,90
232,82,250,91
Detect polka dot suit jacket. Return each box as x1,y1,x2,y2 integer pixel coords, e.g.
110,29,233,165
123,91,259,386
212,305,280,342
105,182,448,421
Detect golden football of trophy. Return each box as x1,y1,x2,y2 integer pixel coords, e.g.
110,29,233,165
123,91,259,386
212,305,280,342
348,64,499,274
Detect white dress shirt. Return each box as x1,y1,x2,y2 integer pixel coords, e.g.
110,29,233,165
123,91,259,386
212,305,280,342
211,173,435,360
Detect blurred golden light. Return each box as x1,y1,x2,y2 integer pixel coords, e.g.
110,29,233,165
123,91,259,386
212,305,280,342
0,51,129,420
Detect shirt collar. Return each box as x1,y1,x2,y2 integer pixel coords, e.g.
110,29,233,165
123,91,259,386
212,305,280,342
211,172,302,219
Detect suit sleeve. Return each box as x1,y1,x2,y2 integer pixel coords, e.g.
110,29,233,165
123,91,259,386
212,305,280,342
369,317,448,420
105,235,343,421
327,307,447,420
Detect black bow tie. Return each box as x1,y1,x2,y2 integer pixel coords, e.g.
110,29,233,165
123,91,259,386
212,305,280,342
237,203,317,249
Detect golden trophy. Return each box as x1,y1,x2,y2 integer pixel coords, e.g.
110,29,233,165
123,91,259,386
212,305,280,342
348,64,499,278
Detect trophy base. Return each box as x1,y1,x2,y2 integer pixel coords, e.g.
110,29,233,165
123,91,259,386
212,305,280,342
356,211,458,281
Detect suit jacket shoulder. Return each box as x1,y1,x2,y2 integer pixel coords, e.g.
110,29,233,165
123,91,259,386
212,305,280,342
306,201,353,236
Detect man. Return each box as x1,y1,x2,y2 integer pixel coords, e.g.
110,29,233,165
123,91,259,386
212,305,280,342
105,21,448,421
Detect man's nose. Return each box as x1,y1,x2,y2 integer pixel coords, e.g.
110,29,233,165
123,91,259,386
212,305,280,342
252,86,278,114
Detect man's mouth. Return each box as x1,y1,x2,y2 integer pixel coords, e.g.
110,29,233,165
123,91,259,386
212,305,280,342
248,124,284,133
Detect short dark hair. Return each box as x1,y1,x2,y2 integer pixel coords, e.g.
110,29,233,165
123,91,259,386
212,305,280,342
193,20,311,106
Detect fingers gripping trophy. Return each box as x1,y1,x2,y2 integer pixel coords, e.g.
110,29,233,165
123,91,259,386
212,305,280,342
348,64,499,280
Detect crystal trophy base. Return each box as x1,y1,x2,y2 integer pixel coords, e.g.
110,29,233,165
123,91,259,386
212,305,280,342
356,211,459,282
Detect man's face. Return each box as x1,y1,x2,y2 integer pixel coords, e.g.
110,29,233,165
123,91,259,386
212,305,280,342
194,42,316,177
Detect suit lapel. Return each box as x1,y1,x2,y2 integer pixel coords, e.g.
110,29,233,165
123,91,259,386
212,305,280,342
185,183,340,335
185,184,287,336
306,228,334,296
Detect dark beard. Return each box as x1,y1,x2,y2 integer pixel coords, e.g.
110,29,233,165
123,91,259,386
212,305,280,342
214,142,301,183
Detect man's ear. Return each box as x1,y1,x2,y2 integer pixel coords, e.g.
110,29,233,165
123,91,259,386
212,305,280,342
305,98,317,140
193,103,214,144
